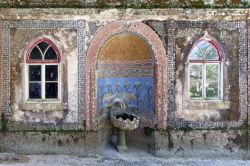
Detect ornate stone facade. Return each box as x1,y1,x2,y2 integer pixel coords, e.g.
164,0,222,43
2,20,86,130
85,21,168,130
167,21,248,129
0,8,249,156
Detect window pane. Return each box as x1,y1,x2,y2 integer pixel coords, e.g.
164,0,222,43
190,65,203,98
37,42,49,53
45,47,57,60
206,64,218,80
206,82,218,98
206,65,219,98
29,65,41,81
46,65,58,81
189,46,203,60
45,83,58,98
29,83,41,99
189,40,219,60
29,47,42,60
205,46,218,60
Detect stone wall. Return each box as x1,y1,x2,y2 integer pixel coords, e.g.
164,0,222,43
3,20,83,131
0,20,2,128
0,8,249,157
0,131,99,155
0,0,247,8
153,130,250,159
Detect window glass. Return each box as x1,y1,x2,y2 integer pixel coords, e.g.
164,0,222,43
45,65,58,81
29,47,42,60
205,46,218,60
190,65,203,98
29,65,41,81
45,83,58,98
188,39,222,100
45,47,57,60
29,83,41,99
189,46,204,60
189,40,219,61
27,38,60,100
37,42,49,53
206,64,219,98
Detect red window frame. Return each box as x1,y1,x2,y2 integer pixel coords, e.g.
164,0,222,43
188,37,224,100
189,37,224,62
26,37,61,64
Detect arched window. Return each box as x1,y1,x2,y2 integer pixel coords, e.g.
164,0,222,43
26,38,61,100
188,38,223,100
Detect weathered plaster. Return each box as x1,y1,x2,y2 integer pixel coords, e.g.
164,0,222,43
99,34,152,62
153,130,249,158
174,28,239,122
2,20,86,131
0,9,248,22
85,21,168,130
0,19,2,127
248,16,250,126
0,0,246,8
0,8,249,157
0,131,99,155
166,20,247,129
9,29,77,123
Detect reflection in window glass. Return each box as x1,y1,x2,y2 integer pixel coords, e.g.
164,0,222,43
45,65,58,81
29,65,41,81
190,65,203,98
27,38,60,100
29,47,42,60
189,46,204,60
45,47,57,60
189,40,219,61
45,83,58,98
205,47,217,60
206,65,219,98
29,83,41,99
37,42,49,53
189,39,222,100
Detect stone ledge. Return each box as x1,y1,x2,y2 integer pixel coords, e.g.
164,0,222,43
152,130,250,159
0,8,248,21
0,130,249,158
0,131,99,155
0,0,248,8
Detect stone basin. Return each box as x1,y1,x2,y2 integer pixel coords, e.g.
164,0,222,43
109,108,140,152
110,112,140,131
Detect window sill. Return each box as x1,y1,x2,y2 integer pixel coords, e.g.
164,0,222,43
20,101,67,111
184,100,230,110
189,99,222,102
26,99,61,104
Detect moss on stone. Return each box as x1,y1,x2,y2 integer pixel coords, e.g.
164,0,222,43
1,113,8,132
0,0,249,8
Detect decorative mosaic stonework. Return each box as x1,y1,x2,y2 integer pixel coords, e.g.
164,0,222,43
86,21,168,130
167,21,248,129
2,20,86,130
98,68,154,78
248,25,250,126
98,77,155,126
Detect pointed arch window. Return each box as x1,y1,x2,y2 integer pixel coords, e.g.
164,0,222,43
26,38,61,100
188,38,223,100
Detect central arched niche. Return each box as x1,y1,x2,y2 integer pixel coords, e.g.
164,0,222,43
97,33,155,126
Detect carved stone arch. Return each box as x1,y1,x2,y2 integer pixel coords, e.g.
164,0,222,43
22,35,62,63
85,21,168,131
185,32,227,63
25,37,61,63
